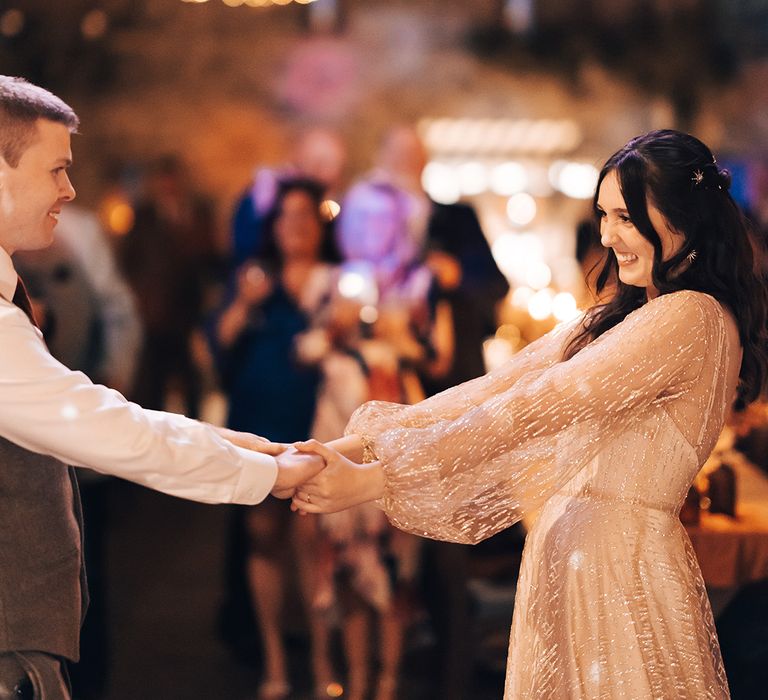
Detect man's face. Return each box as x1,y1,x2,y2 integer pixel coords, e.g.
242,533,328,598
0,118,75,254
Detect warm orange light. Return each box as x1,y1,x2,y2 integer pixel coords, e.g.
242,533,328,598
101,197,135,237
324,682,344,698
320,199,341,221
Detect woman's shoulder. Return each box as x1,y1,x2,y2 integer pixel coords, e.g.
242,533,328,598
644,289,724,320
620,290,728,340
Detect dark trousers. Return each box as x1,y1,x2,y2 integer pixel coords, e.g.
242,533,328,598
68,478,112,700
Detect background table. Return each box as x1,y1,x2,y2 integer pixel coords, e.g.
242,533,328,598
686,455,768,589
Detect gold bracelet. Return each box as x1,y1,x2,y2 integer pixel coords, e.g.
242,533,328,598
360,435,377,464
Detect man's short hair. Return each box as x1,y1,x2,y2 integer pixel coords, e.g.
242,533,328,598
0,76,79,168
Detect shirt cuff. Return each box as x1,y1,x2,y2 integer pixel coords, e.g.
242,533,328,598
230,448,279,504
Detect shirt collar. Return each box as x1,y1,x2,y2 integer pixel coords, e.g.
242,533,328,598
0,246,18,302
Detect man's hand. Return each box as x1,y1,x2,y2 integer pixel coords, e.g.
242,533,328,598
271,446,326,499
211,425,288,456
289,439,385,514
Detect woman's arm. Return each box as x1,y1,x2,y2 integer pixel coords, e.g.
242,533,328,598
216,263,272,348
297,292,727,544
325,433,365,463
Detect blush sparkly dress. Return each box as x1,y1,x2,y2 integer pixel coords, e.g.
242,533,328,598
347,291,737,699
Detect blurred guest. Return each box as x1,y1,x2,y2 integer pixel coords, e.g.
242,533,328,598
16,204,142,393
14,204,142,700
372,125,508,391
295,179,453,700
372,125,508,699
117,154,220,418
209,179,339,700
231,128,346,268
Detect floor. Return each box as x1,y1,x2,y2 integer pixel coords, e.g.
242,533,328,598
85,480,510,700
76,476,766,700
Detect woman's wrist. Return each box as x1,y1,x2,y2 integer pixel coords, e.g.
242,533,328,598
358,460,386,502
327,434,365,463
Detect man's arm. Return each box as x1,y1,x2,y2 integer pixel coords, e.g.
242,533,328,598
0,301,289,505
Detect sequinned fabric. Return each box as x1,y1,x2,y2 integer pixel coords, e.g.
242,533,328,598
347,291,738,698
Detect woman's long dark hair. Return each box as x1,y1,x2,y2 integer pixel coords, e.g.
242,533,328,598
259,177,340,268
563,129,768,404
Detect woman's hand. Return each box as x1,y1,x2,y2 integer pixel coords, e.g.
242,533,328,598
237,262,273,306
216,263,273,347
290,439,385,514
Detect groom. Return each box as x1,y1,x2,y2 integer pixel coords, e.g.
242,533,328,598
0,75,322,699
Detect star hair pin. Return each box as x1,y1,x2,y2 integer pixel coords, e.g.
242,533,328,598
691,169,704,186
686,249,698,263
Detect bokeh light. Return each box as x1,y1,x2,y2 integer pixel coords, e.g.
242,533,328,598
490,161,528,196
524,261,552,290
422,162,460,204
552,292,580,321
549,161,599,199
458,161,488,196
506,192,537,226
527,288,555,320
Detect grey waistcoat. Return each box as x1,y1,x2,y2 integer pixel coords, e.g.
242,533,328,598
0,436,87,660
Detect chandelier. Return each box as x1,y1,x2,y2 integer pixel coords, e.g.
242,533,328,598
181,0,318,6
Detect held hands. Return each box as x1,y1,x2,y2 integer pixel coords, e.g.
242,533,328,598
289,439,385,514
272,446,326,499
214,427,381,506
211,426,324,499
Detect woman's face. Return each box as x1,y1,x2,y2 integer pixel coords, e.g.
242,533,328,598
342,190,400,261
596,170,684,298
274,189,323,260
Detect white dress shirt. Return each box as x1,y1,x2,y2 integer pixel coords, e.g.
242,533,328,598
0,246,277,505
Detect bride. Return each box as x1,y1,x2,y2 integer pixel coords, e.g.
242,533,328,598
287,130,768,698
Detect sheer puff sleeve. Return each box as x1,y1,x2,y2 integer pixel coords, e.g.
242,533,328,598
346,291,727,544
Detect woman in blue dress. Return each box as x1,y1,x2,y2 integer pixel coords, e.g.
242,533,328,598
210,178,339,699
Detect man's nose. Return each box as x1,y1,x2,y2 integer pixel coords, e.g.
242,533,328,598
60,173,76,202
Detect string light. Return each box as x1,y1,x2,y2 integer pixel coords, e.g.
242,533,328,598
181,0,318,5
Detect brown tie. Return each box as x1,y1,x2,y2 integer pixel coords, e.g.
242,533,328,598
12,275,40,328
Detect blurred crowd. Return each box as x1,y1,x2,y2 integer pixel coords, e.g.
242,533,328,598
18,124,510,700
